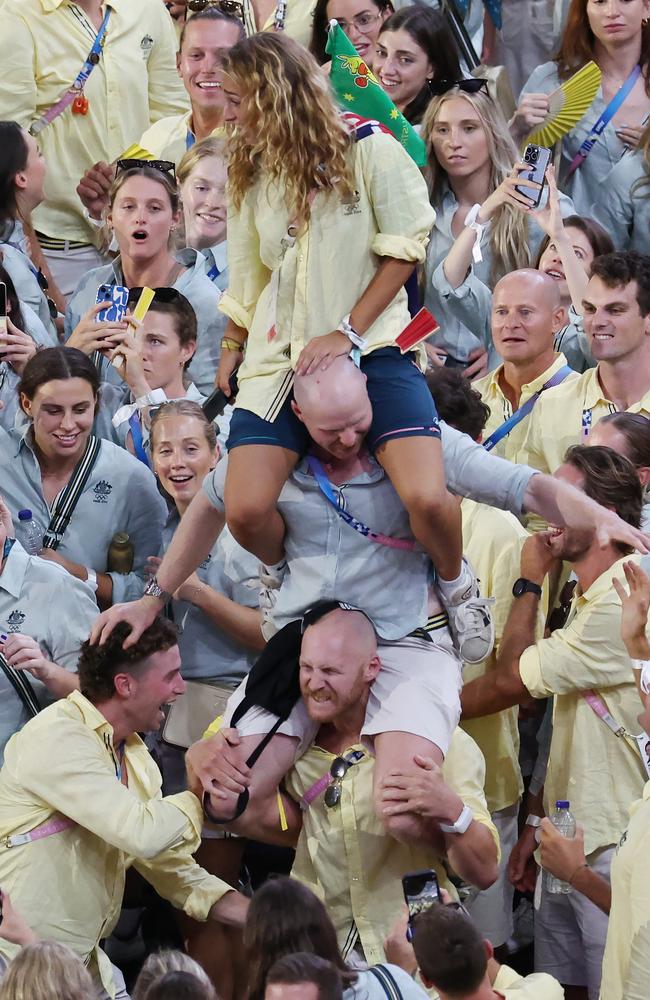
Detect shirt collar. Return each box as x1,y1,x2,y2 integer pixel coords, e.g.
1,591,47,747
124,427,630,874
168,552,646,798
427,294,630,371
203,241,227,275
583,366,650,414
0,540,30,600
489,353,568,399
576,554,641,608
41,0,124,13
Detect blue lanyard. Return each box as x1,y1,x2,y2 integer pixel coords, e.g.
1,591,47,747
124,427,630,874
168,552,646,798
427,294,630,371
206,262,220,282
74,9,112,91
186,130,196,151
128,412,151,468
307,455,417,552
566,64,641,179
483,365,573,452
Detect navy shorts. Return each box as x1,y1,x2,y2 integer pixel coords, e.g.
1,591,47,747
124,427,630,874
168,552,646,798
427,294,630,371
227,348,440,454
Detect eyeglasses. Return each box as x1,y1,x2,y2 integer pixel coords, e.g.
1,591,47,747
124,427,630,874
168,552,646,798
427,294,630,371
332,10,383,34
187,0,244,17
428,77,489,97
116,159,177,181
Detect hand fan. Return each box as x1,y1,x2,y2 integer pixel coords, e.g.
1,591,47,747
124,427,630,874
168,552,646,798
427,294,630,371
396,308,439,353
524,61,602,149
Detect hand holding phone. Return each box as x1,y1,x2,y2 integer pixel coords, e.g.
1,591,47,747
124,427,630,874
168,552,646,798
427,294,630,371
95,284,129,324
402,869,440,940
515,144,552,208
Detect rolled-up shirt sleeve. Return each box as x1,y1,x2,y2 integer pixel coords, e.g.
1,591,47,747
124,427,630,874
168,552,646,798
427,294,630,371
362,132,435,263
134,844,233,922
219,196,271,332
202,457,228,515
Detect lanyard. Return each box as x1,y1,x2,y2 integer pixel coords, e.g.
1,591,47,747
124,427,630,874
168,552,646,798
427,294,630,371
186,130,196,151
307,455,418,552
566,64,641,179
301,749,365,808
30,8,112,136
206,262,221,282
128,412,151,469
582,689,650,780
483,365,573,452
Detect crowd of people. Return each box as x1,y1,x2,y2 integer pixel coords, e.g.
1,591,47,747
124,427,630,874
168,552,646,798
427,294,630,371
0,0,648,998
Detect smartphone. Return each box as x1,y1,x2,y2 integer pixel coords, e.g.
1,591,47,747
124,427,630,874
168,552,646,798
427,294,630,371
515,144,552,208
402,869,440,938
95,283,129,324
0,282,7,338
202,372,239,423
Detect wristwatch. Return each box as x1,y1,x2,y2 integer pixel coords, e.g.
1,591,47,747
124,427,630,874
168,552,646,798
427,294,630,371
512,578,543,599
440,804,473,835
143,575,171,603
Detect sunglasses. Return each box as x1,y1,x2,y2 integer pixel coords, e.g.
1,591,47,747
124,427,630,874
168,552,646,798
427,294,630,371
116,158,177,181
187,0,244,16
324,752,364,808
429,77,489,97
128,286,183,307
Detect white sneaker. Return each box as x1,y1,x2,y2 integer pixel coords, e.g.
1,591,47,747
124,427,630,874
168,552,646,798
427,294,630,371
439,561,495,664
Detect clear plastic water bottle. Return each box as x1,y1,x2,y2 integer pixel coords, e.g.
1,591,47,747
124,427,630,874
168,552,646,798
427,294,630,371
545,800,576,894
17,509,42,556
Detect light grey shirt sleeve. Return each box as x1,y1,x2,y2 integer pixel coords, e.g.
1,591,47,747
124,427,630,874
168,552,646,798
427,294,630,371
441,421,535,514
202,455,228,515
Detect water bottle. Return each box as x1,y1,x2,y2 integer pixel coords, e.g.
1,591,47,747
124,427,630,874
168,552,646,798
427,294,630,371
107,532,134,573
545,801,576,894
17,509,42,556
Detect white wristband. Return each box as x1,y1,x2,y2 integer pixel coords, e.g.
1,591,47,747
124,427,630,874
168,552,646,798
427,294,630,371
85,568,98,593
337,314,368,351
464,204,485,264
440,803,473,835
633,659,650,694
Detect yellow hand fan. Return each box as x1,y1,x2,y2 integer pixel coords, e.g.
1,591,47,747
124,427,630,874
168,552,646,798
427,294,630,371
524,61,602,150
117,143,157,161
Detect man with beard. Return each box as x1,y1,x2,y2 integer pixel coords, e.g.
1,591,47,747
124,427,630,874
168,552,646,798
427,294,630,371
460,445,650,1000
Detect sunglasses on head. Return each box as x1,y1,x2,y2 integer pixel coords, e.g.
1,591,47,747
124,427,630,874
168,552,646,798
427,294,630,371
429,78,489,97
187,0,244,16
116,158,177,181
128,287,183,308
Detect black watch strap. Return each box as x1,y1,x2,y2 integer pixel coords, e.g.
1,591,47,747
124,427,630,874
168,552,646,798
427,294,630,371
512,577,543,598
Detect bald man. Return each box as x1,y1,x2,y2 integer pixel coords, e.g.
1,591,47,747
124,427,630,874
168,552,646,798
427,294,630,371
472,269,578,463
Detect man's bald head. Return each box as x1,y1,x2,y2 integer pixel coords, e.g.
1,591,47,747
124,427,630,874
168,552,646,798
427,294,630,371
492,268,565,365
299,607,381,723
292,356,373,461
495,268,562,311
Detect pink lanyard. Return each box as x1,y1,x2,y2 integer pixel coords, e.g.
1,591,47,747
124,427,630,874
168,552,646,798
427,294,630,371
582,689,650,780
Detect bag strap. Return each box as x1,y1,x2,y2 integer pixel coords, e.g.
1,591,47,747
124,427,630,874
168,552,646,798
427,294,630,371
483,365,573,452
369,965,405,1000
0,649,40,718
42,436,102,551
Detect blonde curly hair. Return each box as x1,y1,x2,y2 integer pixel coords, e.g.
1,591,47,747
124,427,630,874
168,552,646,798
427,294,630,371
422,87,531,285
220,33,355,221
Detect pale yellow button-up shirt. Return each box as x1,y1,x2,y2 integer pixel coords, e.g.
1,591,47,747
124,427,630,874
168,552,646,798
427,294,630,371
521,365,650,477
460,499,547,814
600,781,650,1000
219,129,435,420
241,0,315,46
0,0,188,244
472,353,576,465
0,691,231,997
284,728,498,965
519,555,648,857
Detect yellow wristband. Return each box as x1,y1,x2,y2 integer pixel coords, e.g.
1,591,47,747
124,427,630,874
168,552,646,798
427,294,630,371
277,790,288,832
221,337,245,352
